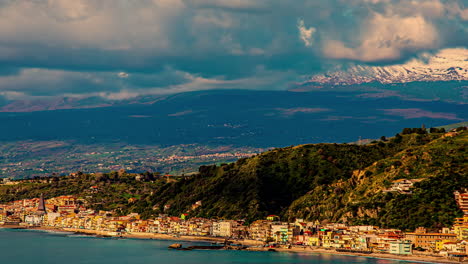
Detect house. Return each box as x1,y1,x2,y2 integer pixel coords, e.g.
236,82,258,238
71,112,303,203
454,191,468,215
191,201,202,210
211,220,234,237
406,228,458,250
266,215,280,221
24,214,44,226
389,240,412,255
271,223,289,243
442,132,459,138
385,179,424,194
1,178,11,184
454,216,468,240
249,220,272,242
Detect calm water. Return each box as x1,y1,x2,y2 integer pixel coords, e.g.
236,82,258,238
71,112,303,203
0,229,420,264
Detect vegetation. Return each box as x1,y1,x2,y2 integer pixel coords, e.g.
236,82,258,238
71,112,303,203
287,128,467,230
1,127,466,230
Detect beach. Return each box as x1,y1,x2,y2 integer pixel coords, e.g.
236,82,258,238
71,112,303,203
1,224,460,264
273,247,458,264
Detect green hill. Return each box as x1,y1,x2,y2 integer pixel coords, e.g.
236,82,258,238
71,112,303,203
1,127,466,230
287,130,467,230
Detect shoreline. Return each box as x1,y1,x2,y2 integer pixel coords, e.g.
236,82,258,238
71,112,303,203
1,225,458,263
273,247,457,264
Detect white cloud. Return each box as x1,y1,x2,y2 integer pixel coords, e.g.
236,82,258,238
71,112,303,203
323,13,439,62
298,19,316,47
0,0,184,51
118,72,129,78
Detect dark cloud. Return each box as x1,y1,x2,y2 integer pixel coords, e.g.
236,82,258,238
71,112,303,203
0,0,465,99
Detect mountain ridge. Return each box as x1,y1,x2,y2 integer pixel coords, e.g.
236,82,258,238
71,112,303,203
305,48,468,85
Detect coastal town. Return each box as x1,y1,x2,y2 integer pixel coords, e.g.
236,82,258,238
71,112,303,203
1,191,468,263
0,140,264,179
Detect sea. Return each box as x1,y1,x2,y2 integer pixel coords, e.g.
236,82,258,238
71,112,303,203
0,228,423,264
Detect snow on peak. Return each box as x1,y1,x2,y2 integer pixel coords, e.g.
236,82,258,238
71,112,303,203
306,48,468,85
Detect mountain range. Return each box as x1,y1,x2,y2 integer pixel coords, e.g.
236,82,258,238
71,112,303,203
1,90,466,147
305,48,468,85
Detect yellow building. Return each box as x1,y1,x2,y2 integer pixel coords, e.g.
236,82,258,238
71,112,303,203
308,236,321,246
322,231,334,248
454,216,468,240
435,240,455,251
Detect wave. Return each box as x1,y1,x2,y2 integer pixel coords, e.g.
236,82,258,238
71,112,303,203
67,234,96,238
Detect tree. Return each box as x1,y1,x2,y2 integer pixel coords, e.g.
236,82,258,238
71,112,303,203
393,133,403,143
402,128,413,135
430,127,446,133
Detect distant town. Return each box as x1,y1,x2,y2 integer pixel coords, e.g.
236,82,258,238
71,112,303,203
1,190,468,262
0,141,265,178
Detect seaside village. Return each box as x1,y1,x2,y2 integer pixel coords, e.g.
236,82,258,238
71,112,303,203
1,190,468,262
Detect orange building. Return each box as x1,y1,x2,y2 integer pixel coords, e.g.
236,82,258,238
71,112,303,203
406,228,457,250
454,191,468,215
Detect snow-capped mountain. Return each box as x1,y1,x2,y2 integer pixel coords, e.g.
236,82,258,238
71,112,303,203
306,48,468,85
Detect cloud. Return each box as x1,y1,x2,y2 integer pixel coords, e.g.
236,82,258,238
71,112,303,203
276,107,330,117
298,19,316,47
381,108,462,120
118,72,129,78
322,13,439,62
168,110,194,117
0,0,465,100
0,66,296,101
183,0,267,12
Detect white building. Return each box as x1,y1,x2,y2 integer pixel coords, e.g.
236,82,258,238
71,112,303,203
211,221,233,237
389,240,412,255
24,214,44,226
46,212,61,226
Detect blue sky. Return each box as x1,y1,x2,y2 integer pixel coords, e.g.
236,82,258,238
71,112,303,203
0,0,466,100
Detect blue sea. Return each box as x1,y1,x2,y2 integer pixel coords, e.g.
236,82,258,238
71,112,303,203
0,228,423,264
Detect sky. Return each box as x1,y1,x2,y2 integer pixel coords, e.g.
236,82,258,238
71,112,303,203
0,0,467,101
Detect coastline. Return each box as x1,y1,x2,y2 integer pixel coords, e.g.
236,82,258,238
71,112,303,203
273,247,456,264
1,225,458,264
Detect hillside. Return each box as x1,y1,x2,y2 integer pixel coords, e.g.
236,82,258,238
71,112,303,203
287,130,467,230
1,127,465,230
1,89,466,179
150,130,467,227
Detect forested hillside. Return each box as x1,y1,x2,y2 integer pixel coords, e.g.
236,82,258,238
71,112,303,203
1,128,466,230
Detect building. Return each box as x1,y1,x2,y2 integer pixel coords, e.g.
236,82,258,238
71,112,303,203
211,221,233,237
454,216,468,240
454,191,468,215
24,194,47,226
389,240,412,255
266,215,280,221
385,179,423,194
249,220,271,242
37,194,47,215
24,215,44,225
271,223,289,243
406,228,458,250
